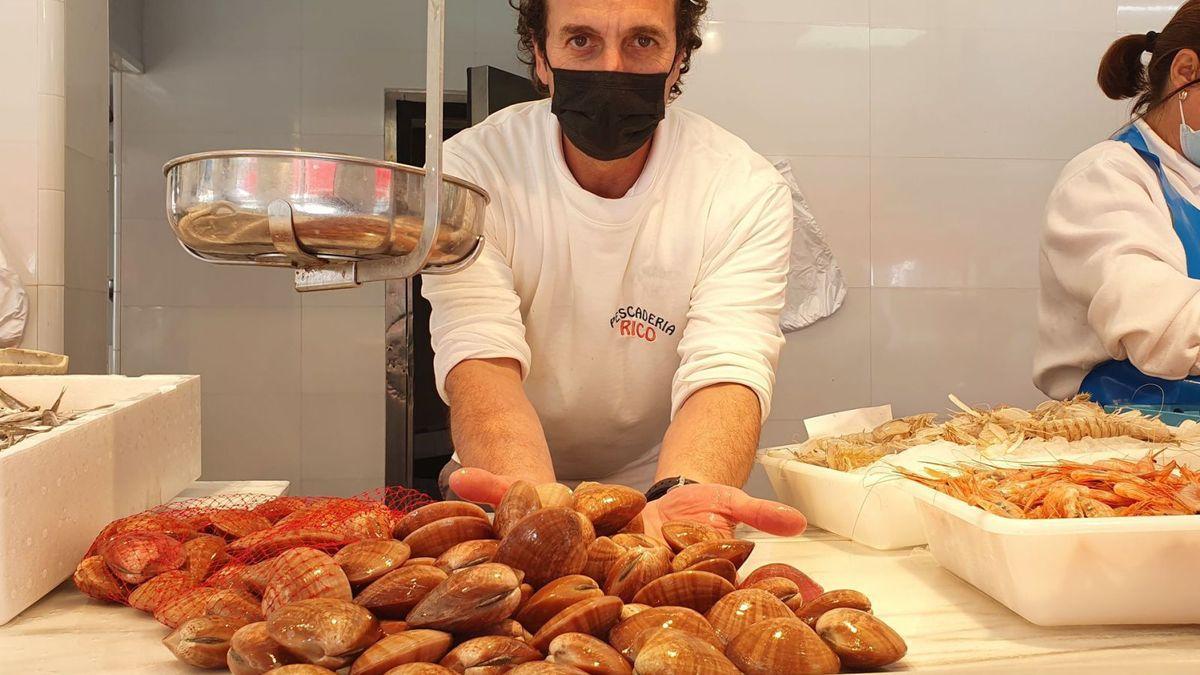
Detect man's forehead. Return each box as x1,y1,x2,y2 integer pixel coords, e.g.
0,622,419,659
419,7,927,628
546,0,675,32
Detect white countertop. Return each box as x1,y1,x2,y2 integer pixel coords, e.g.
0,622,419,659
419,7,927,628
2,485,1198,673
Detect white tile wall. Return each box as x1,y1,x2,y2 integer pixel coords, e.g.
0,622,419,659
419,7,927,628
678,0,1138,500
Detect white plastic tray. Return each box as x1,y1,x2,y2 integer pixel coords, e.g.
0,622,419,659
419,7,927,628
759,450,925,550
904,457,1200,626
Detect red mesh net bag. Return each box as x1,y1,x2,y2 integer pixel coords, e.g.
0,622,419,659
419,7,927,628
73,487,433,627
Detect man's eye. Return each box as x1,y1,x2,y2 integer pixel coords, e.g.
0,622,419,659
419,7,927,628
570,35,590,48
635,36,655,48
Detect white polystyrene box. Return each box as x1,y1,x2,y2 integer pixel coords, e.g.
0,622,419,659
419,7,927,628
903,453,1200,626
0,375,201,624
759,450,925,550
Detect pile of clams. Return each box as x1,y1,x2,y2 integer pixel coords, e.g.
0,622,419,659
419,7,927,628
74,483,906,673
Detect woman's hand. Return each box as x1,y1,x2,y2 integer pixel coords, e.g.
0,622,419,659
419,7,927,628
448,468,806,542
639,483,807,541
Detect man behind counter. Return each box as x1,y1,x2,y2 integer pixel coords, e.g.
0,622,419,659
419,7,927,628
422,0,807,540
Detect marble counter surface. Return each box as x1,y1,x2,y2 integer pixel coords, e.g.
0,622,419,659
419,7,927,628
2,493,1197,673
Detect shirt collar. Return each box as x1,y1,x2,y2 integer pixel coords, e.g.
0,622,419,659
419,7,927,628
1134,118,1200,191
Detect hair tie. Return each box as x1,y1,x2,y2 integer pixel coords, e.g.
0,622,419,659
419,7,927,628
1145,31,1159,53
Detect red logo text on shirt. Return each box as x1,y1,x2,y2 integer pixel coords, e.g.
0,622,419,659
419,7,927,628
610,306,676,343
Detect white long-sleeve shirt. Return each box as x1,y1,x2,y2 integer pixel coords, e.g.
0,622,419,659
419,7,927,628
1035,119,1200,399
421,100,792,488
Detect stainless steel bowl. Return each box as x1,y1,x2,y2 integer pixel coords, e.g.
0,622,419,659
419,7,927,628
163,150,489,271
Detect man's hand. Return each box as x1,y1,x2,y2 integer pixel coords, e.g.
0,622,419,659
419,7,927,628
640,483,807,541
447,467,521,506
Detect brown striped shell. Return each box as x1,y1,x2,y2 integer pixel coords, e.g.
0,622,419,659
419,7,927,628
394,501,489,540
608,606,723,659
355,565,448,620
209,509,273,540
814,608,907,669
403,516,496,559
670,539,754,573
261,547,353,618
494,480,543,539
267,598,383,669
515,574,603,634
632,571,735,614
738,563,824,604
547,632,632,675
205,589,265,624
335,539,413,588
433,539,500,574
571,484,646,535
726,617,841,675
227,621,296,675
438,636,541,672
684,558,738,585
660,520,722,553
99,531,186,584
528,595,624,653
704,589,793,646
163,615,243,669
181,534,229,583
155,587,223,629
405,563,524,633
347,629,454,675
581,536,625,584
633,628,740,674
795,589,872,626
535,482,575,509
603,544,671,603
494,508,595,588
129,570,193,613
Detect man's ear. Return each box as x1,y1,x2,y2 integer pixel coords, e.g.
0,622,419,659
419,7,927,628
534,43,553,92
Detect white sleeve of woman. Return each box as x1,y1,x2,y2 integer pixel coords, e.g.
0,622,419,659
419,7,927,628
1043,150,1200,379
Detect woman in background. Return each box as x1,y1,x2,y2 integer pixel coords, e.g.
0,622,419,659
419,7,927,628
1036,1,1200,407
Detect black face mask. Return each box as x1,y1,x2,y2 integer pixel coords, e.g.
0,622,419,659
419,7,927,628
550,68,669,161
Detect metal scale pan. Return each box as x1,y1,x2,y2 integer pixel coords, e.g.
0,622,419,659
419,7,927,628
160,0,479,291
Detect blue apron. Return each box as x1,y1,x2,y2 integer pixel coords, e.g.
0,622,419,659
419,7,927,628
1077,124,1200,408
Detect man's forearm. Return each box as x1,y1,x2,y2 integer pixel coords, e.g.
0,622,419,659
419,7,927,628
445,358,556,483
655,383,762,487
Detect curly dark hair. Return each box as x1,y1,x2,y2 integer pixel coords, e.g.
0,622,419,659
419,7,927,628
508,0,709,100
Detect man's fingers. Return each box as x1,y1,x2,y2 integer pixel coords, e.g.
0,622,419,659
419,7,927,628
728,491,807,536
447,467,514,506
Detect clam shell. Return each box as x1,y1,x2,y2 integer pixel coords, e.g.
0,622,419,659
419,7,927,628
508,663,590,675
460,618,534,643
610,534,664,551
206,589,266,623
536,483,575,510
795,589,872,626
271,667,339,674
251,496,309,524
406,563,523,633
129,569,194,613
404,516,497,559
181,534,230,583
439,636,541,672
608,606,722,659
519,583,534,608
571,484,646,536
394,501,489,539
814,608,907,669
209,509,273,540
742,576,800,604
632,571,735,614
619,603,650,621
494,480,543,539
335,539,413,587
267,598,383,668
704,589,793,646
227,621,297,675
547,632,632,675
738,563,823,604
494,508,594,588
616,512,644,535
603,545,671,603
515,575,603,634
355,564,448,619
88,513,196,554
261,547,353,617
380,620,409,635
670,540,754,573
404,557,438,567
684,559,738,585
73,555,127,602
100,531,186,584
155,587,223,628
726,617,840,675
348,629,454,675
336,503,396,540
528,595,623,653
226,527,348,559
633,628,739,675
382,665,456,675
660,521,721,553
434,539,500,574
163,615,242,669
581,536,625,584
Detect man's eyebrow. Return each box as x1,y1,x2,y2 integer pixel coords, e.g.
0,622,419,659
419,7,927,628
626,24,670,41
558,23,601,36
